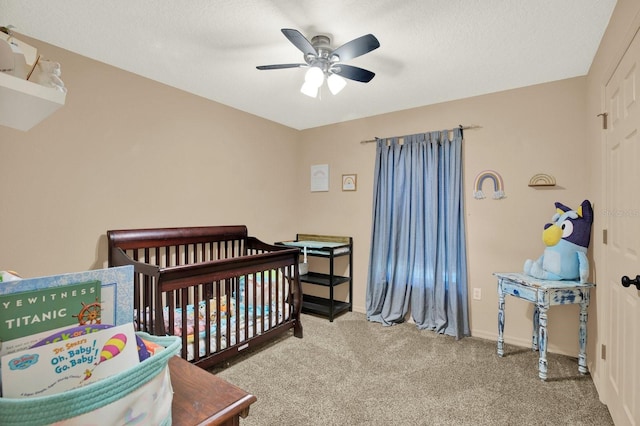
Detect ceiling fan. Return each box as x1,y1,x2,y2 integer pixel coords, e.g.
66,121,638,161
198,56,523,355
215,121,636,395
257,28,380,97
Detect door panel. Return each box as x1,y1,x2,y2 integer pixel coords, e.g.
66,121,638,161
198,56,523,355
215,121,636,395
603,26,640,426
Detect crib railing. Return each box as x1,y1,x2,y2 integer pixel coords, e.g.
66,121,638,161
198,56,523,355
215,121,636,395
107,226,303,367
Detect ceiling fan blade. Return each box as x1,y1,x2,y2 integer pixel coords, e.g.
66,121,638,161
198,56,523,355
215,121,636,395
333,64,375,83
330,34,380,62
257,63,306,70
281,28,317,57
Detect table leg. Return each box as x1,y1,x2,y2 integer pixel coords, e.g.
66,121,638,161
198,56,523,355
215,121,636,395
538,304,548,381
578,300,589,375
497,282,505,357
532,305,539,351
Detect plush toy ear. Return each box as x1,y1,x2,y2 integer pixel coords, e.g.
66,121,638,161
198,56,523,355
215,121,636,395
577,205,583,217
580,200,593,223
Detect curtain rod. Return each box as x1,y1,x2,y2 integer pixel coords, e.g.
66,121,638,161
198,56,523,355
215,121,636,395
360,124,481,144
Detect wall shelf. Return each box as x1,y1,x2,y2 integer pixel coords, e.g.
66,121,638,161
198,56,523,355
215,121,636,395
528,173,556,187
0,71,66,131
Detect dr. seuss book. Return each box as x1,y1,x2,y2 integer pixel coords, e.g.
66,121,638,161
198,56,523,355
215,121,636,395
0,266,134,357
1,322,140,398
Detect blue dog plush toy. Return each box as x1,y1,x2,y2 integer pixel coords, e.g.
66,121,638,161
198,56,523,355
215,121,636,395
523,200,593,283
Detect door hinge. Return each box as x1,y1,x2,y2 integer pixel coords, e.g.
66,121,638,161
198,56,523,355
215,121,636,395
601,344,607,360
597,112,608,130
603,229,607,245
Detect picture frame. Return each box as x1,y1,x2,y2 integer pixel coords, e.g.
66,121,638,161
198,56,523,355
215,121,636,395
311,164,329,192
342,174,357,191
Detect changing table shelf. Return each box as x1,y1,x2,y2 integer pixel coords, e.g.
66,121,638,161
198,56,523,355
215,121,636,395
276,234,352,321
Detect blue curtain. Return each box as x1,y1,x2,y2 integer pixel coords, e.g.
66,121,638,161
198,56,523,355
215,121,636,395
366,128,469,339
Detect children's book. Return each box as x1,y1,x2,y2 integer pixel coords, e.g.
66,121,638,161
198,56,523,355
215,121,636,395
1,322,140,398
0,266,134,356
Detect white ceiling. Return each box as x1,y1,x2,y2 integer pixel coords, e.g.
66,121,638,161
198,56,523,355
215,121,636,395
1,0,616,130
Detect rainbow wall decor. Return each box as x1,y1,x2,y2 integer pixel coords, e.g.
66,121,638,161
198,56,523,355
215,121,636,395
473,170,506,200
528,173,556,187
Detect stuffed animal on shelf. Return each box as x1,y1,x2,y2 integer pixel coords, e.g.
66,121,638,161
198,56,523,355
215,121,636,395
523,200,593,283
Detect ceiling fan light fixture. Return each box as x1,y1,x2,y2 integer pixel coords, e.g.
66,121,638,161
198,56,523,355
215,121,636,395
304,66,324,88
300,81,319,98
327,73,346,95
257,28,380,99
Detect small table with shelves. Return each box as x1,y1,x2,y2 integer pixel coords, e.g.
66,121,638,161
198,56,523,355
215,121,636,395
277,234,352,321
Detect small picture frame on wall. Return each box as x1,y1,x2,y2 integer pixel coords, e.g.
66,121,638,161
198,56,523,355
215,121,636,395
342,174,357,191
310,164,329,192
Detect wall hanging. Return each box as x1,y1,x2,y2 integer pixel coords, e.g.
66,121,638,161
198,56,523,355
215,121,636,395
528,173,556,187
310,164,329,192
342,174,357,191
473,170,506,200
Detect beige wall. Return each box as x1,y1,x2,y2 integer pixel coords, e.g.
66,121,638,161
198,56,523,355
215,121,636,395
0,36,301,276
297,77,591,357
295,1,640,382
2,2,635,376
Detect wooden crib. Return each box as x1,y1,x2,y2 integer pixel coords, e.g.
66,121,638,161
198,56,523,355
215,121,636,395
107,225,303,369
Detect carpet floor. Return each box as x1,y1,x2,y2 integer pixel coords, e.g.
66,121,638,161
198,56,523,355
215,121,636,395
211,312,613,426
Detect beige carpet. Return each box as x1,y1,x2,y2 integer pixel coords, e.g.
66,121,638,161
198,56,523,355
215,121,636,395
211,312,613,425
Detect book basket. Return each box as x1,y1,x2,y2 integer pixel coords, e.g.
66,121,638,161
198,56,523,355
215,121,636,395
0,333,181,426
